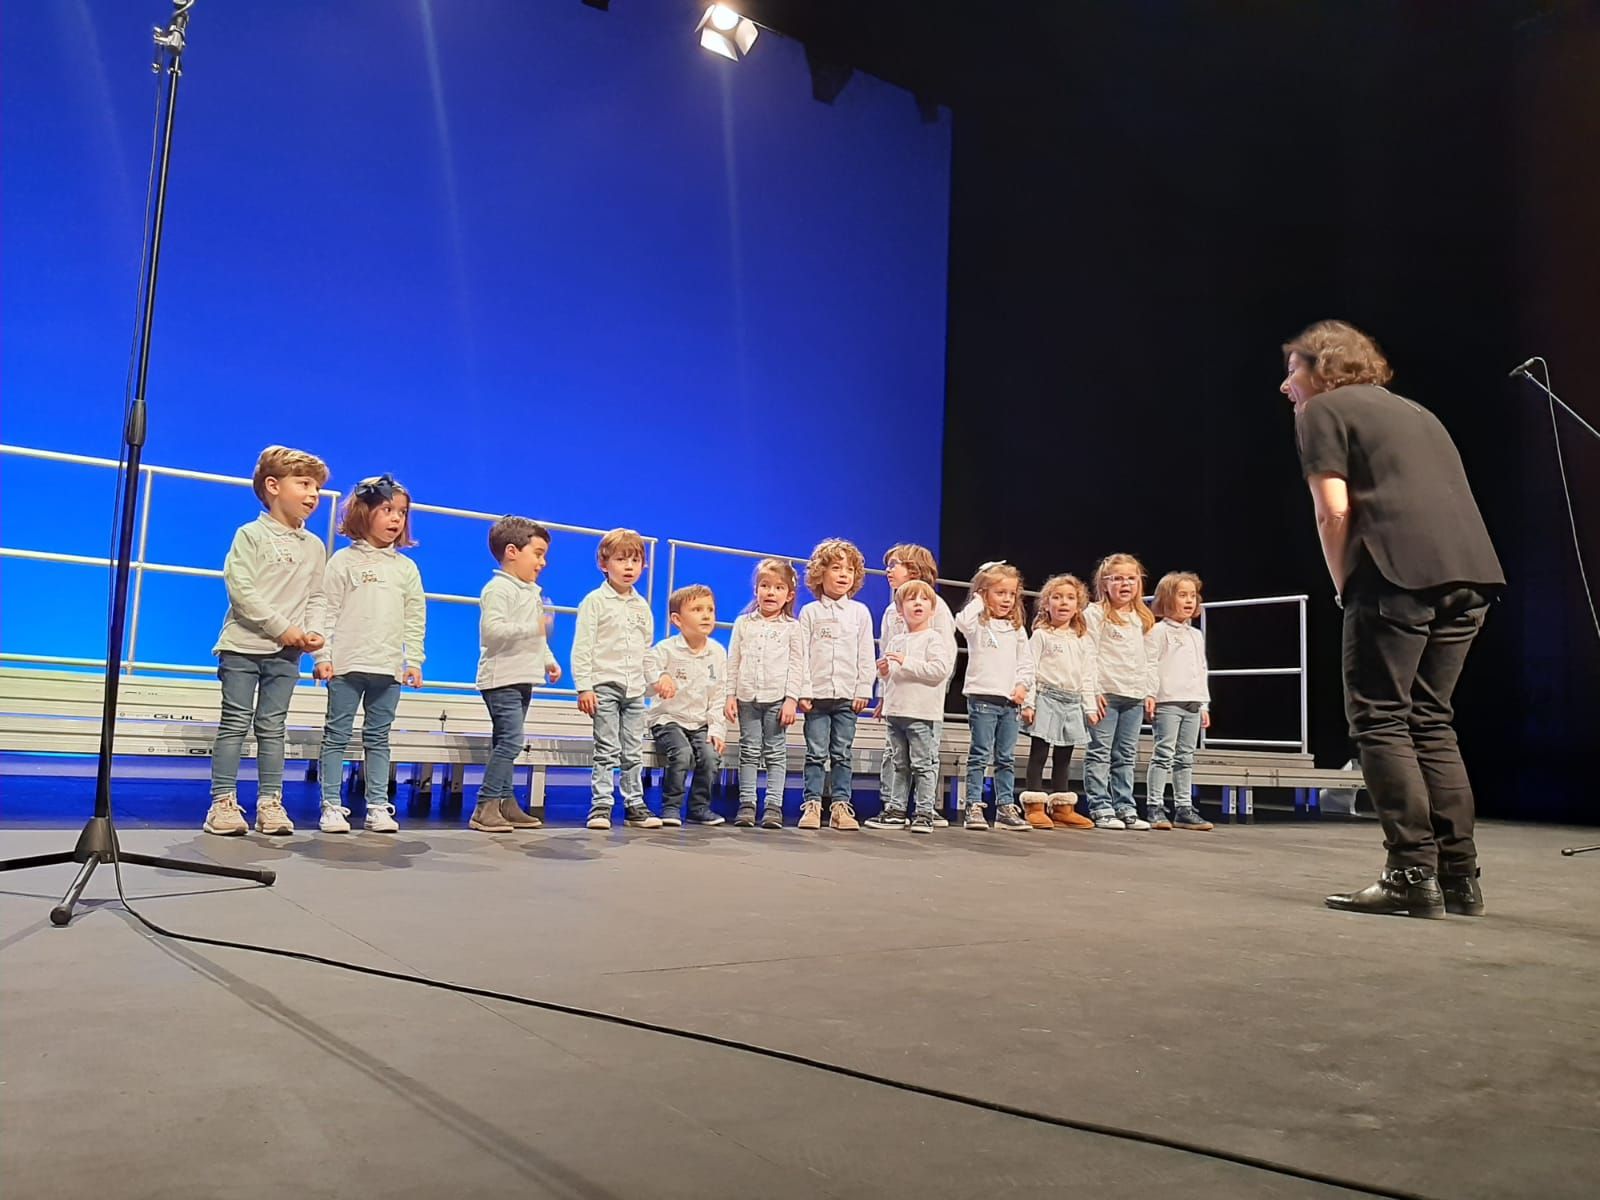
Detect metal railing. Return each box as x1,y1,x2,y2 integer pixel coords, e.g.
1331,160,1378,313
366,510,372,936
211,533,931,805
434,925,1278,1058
1,444,1311,753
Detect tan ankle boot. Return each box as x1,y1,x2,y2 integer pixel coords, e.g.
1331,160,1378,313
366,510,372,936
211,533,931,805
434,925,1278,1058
498,797,542,829
1049,792,1094,828
469,799,513,832
1020,791,1054,829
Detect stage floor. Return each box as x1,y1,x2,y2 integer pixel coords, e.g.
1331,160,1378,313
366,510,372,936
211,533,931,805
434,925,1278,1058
1,816,1596,1199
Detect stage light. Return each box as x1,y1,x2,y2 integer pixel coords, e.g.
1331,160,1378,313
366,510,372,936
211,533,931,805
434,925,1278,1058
697,4,759,61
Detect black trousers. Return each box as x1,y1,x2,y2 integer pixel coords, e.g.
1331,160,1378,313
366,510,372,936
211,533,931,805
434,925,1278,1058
655,722,716,818
1341,576,1490,873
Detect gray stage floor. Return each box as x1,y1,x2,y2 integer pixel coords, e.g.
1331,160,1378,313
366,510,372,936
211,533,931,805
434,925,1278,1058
2,817,1596,1200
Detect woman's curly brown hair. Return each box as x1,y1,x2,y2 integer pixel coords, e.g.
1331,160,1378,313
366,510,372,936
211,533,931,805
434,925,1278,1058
1282,320,1393,391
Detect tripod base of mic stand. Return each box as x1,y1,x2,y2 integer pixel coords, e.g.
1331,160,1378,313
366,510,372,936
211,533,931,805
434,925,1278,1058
0,816,275,926
1561,844,1600,857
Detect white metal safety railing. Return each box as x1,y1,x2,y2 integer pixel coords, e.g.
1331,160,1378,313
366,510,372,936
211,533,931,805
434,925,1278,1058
1,444,1311,754
664,538,1311,754
0,443,660,698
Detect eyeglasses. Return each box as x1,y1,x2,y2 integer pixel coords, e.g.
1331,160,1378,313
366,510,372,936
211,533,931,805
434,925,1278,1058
1105,575,1138,585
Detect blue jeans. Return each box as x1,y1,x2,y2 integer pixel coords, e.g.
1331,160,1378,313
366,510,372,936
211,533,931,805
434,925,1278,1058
1147,702,1203,819
803,700,857,804
211,647,302,799
655,722,717,819
886,716,938,817
479,683,532,802
591,682,645,812
737,700,788,810
965,695,1019,814
1085,694,1144,818
319,672,402,809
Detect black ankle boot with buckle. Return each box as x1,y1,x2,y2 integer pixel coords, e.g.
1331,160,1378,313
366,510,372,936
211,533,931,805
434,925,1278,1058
1439,867,1484,916
1325,866,1446,918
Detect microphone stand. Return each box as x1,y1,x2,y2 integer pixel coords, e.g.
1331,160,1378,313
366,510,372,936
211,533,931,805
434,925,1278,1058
0,1,276,923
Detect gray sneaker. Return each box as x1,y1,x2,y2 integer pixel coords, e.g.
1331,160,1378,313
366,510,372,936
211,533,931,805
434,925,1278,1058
909,812,934,835
760,805,784,829
964,803,989,831
995,804,1031,831
734,804,757,827
625,807,664,829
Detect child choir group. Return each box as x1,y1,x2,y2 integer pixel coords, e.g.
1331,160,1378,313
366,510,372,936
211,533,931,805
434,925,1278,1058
202,446,1217,839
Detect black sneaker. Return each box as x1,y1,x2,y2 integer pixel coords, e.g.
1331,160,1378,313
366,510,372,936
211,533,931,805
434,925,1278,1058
734,804,757,827
625,807,663,829
864,811,910,830
688,810,726,826
909,812,934,835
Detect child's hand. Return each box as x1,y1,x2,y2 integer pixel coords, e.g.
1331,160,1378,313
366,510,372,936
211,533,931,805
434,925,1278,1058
851,697,868,713
544,612,555,634
1201,710,1211,729
403,667,423,688
654,674,677,700
302,632,325,652
1010,685,1028,706
1144,697,1156,720
780,698,797,726
876,657,891,678
887,652,905,665
1022,707,1035,724
711,735,726,756
1086,711,1100,727
1096,695,1107,720
280,626,306,649
577,690,598,716
869,702,883,721
312,662,333,682
798,698,813,713
546,663,563,684
724,697,739,724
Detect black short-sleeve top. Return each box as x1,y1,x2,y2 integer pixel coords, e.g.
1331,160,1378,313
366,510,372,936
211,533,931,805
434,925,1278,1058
1295,385,1504,591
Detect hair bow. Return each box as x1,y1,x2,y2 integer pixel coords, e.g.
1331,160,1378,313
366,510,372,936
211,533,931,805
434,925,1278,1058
354,473,397,504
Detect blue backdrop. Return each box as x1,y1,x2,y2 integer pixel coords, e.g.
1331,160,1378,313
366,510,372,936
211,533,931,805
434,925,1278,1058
0,0,950,685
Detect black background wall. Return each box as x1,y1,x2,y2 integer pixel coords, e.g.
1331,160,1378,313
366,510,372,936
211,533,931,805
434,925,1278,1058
934,3,1599,820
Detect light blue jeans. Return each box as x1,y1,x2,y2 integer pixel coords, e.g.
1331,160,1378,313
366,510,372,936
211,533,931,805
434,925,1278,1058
319,672,402,809
886,716,938,817
965,696,1019,814
803,700,857,804
591,682,645,812
1085,694,1144,819
738,700,789,811
1147,702,1203,819
211,647,302,799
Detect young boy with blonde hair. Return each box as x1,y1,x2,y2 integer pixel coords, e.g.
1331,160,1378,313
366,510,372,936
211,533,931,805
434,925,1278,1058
872,579,956,833
573,528,661,830
797,537,875,831
645,584,730,826
203,445,329,837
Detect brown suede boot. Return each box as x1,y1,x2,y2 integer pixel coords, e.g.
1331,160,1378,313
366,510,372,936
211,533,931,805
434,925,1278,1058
1020,791,1054,829
1049,792,1095,828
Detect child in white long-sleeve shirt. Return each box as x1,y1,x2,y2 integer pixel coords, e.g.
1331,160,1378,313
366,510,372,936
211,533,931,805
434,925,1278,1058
724,558,803,828
1019,574,1098,830
203,445,329,838
646,585,730,826
875,543,955,828
471,516,561,833
797,538,875,831
312,474,426,834
573,528,661,830
1083,552,1159,830
1146,572,1215,831
955,562,1035,832
868,579,955,833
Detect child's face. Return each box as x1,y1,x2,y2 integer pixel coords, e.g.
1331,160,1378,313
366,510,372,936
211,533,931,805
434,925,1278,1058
504,536,548,583
1102,564,1140,608
756,572,792,617
985,576,1019,620
1170,581,1199,622
603,550,643,591
885,557,911,589
366,496,408,549
265,474,321,526
821,558,855,600
1046,586,1078,626
672,594,717,641
900,593,932,630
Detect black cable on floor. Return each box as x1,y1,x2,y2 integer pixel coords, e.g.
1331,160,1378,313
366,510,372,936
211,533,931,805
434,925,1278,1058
100,829,1436,1200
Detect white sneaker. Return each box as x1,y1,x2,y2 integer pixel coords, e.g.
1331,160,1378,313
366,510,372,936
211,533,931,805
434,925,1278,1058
254,794,295,835
203,794,248,836
1121,813,1152,831
1094,814,1127,830
364,803,399,833
319,804,352,833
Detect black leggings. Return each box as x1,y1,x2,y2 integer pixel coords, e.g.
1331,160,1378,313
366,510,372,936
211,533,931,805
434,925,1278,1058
1025,739,1074,794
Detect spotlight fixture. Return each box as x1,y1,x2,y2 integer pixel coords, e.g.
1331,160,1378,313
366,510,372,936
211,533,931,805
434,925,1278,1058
697,4,759,61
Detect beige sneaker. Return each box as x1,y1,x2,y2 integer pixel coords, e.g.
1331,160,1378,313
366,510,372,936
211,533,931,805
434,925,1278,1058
498,798,543,829
829,801,860,831
469,799,514,832
254,794,295,836
797,799,823,829
203,793,248,836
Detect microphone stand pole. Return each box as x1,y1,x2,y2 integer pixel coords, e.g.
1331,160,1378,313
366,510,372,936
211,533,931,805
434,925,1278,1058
0,0,277,923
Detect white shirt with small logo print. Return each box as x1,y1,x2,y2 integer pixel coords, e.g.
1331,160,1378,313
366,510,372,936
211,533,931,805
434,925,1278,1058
798,595,876,701
645,635,730,742
571,583,654,696
1085,604,1159,699
727,612,804,703
314,540,426,680
213,513,327,656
